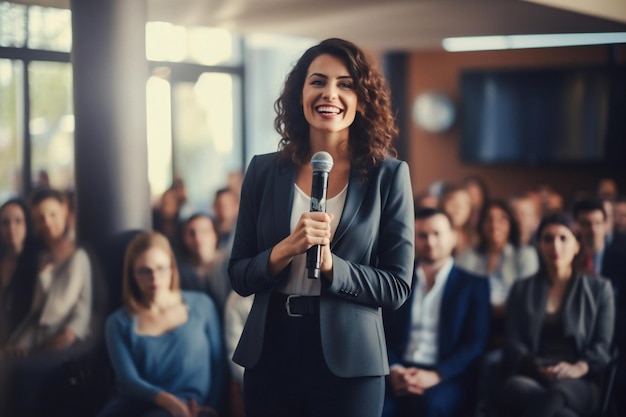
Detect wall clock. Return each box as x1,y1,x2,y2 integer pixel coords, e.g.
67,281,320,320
412,92,456,133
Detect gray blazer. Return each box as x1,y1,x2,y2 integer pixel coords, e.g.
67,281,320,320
228,153,414,378
504,272,615,375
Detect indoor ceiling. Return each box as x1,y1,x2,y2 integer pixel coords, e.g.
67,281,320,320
10,0,626,52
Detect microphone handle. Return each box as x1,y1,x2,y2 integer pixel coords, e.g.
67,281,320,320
306,171,329,279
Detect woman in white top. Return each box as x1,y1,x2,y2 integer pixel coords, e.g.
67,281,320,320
1,188,92,416
458,200,539,344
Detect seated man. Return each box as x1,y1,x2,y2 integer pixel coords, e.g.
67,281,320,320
383,207,490,417
574,197,626,416
574,198,626,343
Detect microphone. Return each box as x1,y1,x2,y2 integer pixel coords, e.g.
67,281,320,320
306,151,334,279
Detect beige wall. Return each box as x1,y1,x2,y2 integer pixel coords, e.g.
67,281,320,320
405,45,626,201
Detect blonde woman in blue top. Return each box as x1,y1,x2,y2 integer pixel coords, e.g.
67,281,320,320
98,232,225,417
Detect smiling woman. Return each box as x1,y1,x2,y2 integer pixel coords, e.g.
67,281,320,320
228,38,414,417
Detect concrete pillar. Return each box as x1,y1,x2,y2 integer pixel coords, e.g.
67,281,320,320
71,0,151,251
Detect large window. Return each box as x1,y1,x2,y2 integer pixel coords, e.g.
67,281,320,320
29,61,74,190
242,34,316,164
1,2,316,209
0,59,24,201
145,22,244,213
0,2,72,199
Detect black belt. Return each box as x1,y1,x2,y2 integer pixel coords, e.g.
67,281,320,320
271,293,320,317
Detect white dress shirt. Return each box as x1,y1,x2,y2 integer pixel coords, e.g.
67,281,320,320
402,257,454,366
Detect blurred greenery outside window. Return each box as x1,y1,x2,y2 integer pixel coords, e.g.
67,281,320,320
0,2,73,199
28,6,72,52
145,22,244,213
0,2,27,48
0,59,24,201
29,61,74,191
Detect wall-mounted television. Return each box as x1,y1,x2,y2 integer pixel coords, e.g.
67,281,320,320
460,66,626,166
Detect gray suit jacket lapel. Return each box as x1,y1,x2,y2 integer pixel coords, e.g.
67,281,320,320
273,162,296,244
333,168,368,249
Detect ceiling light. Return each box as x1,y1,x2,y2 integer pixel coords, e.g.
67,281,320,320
442,32,626,52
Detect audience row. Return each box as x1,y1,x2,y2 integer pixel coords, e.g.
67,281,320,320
0,174,624,417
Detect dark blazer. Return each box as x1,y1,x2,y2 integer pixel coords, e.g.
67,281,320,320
228,152,415,378
384,264,491,380
504,272,615,376
601,243,626,349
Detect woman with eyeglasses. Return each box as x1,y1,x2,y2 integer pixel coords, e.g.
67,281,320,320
97,231,225,417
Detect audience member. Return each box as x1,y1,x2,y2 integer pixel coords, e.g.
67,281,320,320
500,212,614,417
414,191,439,210
8,188,92,352
97,231,225,417
463,175,490,232
457,200,539,417
212,187,239,251
615,196,626,233
573,198,626,400
509,192,541,247
1,188,93,416
0,199,38,347
596,177,618,201
536,185,564,216
439,184,475,257
383,208,490,417
614,196,626,247
171,176,189,207
34,170,50,189
602,198,616,246
457,200,539,338
171,176,194,219
177,213,230,314
226,171,244,198
152,188,182,245
572,198,624,277
223,290,254,417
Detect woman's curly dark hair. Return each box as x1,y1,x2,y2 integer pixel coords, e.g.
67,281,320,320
476,200,521,253
274,38,398,178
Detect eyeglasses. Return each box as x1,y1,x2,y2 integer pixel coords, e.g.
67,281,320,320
135,265,171,279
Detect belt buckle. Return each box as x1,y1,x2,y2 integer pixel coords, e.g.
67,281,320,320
285,294,303,317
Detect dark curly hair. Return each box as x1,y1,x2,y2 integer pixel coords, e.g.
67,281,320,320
476,200,521,253
274,38,398,178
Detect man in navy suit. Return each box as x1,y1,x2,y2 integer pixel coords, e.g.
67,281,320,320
574,198,626,416
383,207,490,417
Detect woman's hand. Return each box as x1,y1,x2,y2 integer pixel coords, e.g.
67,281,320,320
188,398,218,417
46,328,77,351
287,212,334,255
155,392,192,417
544,361,589,379
268,212,334,277
1,346,29,358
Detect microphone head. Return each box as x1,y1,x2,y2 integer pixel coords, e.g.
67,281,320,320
311,151,334,173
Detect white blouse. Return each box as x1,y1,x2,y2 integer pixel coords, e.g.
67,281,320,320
277,183,348,296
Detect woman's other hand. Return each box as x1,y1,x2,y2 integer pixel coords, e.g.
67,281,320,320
46,328,77,351
155,392,192,417
544,361,589,379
